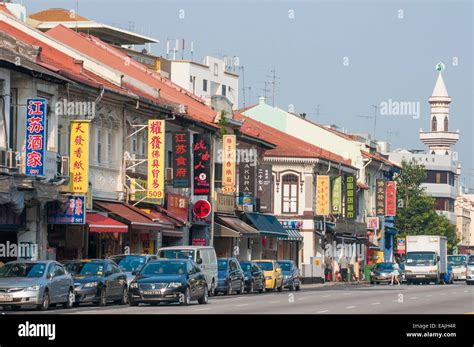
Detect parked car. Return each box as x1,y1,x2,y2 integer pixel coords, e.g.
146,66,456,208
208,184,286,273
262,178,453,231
447,255,467,281
370,262,396,285
254,260,283,291
64,259,128,306
158,246,217,296
128,259,208,306
108,254,158,285
216,258,245,295
277,260,302,291
239,261,266,294
466,255,474,285
0,260,74,311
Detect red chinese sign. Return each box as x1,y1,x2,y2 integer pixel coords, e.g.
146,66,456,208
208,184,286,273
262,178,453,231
385,181,397,217
172,132,191,188
193,199,211,219
167,193,189,223
193,134,211,195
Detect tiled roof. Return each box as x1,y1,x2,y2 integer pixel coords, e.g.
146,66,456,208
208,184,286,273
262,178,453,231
361,150,401,168
29,8,89,22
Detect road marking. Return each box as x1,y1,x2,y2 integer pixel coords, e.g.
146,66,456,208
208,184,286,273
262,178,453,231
426,294,432,297
194,308,210,311
316,310,330,313
268,301,280,304
235,304,248,307
371,302,380,305
322,295,331,298
345,306,356,309
297,297,307,301
410,297,417,300
464,290,468,293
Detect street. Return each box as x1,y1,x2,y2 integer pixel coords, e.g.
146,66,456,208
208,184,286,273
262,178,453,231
8,282,473,315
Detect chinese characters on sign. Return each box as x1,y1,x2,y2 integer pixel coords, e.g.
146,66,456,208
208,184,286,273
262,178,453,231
25,98,47,176
69,121,90,193
316,175,330,216
345,175,357,219
367,217,380,230
385,181,397,217
166,193,189,223
47,196,86,224
172,132,190,188
331,176,342,215
193,134,211,195
222,135,236,193
193,199,212,219
257,165,272,213
376,179,386,216
147,120,165,199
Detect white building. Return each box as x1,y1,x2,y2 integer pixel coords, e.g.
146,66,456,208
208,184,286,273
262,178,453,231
388,71,461,224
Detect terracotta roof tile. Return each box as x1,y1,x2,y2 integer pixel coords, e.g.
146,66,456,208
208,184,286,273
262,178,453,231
29,8,89,22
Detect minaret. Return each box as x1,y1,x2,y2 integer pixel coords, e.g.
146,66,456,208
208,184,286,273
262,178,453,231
419,63,459,155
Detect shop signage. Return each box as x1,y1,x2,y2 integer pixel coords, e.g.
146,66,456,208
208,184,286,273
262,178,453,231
25,98,47,176
238,160,256,196
280,220,303,229
193,134,211,195
345,175,357,219
257,164,272,213
316,175,330,216
167,193,189,222
222,135,236,191
172,132,191,188
331,176,342,215
47,196,86,224
366,217,380,230
130,178,162,205
70,120,90,193
192,238,207,246
216,193,235,213
193,199,212,219
147,120,165,199
396,238,406,254
376,179,386,216
385,181,397,217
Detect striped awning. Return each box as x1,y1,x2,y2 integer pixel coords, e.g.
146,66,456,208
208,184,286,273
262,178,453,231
279,229,303,241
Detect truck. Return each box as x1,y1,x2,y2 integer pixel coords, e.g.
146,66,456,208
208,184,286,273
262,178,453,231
405,235,447,284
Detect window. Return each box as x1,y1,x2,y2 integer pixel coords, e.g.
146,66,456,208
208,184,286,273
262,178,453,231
96,128,102,164
282,174,298,214
107,129,112,163
431,116,437,131
112,264,121,273
203,79,208,92
444,116,448,131
229,260,237,271
222,84,226,96
189,75,193,83
54,264,65,277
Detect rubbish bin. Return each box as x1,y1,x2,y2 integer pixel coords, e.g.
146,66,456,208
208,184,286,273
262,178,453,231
364,265,372,282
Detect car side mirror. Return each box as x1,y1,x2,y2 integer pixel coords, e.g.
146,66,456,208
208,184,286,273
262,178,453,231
196,258,202,265
47,273,54,281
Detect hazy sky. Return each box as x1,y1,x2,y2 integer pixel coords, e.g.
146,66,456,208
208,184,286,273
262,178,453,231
20,0,473,188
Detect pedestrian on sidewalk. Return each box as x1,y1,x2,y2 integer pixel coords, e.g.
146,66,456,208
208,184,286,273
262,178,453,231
339,255,348,282
390,260,401,286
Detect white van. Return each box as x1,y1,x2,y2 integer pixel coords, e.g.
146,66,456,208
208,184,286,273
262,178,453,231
157,246,218,295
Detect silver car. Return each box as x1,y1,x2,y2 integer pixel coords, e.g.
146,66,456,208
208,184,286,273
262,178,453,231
0,260,75,311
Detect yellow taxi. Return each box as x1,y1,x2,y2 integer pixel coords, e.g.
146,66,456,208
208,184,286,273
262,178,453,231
254,260,283,291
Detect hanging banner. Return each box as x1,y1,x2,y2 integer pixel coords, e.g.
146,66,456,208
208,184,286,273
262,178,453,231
331,176,342,215
69,120,90,193
385,181,397,217
316,175,330,216
193,134,211,195
172,132,191,188
25,98,47,176
376,179,386,216
257,164,272,213
345,175,357,219
222,135,236,192
147,120,165,199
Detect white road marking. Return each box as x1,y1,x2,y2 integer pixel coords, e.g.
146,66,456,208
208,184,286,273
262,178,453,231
322,295,331,298
426,294,433,297
316,310,330,313
268,301,280,304
410,297,417,300
194,308,210,311
345,306,356,309
235,304,249,307
371,302,381,305
297,297,307,301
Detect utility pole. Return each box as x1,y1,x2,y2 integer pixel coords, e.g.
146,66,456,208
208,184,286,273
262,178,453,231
261,82,271,100
265,69,280,107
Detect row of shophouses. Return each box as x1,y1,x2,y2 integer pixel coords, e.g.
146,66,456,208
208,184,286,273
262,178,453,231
0,5,400,281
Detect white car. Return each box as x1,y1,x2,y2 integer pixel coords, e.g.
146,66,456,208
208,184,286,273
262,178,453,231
466,255,474,285
448,255,467,281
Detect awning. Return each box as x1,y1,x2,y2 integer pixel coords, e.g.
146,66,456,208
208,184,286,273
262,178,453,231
356,236,379,249
216,214,259,237
244,212,288,238
143,209,179,227
87,212,128,233
335,234,357,243
214,223,240,238
279,229,303,241
161,229,184,238
95,201,163,230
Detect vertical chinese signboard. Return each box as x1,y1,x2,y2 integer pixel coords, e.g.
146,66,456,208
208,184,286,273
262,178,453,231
331,176,342,215
385,181,397,216
222,135,236,193
257,164,272,213
25,98,47,176
376,179,386,216
316,175,330,216
69,120,90,193
345,175,357,219
47,196,86,224
147,120,165,199
172,132,190,188
193,134,211,195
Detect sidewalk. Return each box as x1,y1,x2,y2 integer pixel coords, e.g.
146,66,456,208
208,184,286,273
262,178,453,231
301,280,370,289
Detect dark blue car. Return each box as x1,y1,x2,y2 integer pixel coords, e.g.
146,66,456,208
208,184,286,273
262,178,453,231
216,258,245,295
277,260,301,291
239,261,266,294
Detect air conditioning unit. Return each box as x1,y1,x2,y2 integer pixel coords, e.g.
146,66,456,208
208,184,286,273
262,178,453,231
60,156,70,177
165,167,173,183
0,150,18,169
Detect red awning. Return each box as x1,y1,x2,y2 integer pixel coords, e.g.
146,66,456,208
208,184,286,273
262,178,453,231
87,212,128,233
144,209,180,227
94,201,164,230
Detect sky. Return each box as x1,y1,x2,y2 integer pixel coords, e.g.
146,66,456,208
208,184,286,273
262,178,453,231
19,0,474,189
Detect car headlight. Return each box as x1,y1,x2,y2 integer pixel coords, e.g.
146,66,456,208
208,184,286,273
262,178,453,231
83,282,99,288
129,282,138,289
265,276,272,280
25,285,40,291
168,282,182,288
405,270,412,273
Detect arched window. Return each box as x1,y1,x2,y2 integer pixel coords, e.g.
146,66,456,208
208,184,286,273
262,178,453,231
431,116,437,131
444,116,448,131
282,174,298,214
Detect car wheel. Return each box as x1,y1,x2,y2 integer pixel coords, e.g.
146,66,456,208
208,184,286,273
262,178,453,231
209,280,216,297
119,286,128,305
181,287,191,306
237,280,244,295
129,299,139,306
259,280,266,293
225,282,232,296
98,287,107,306
198,286,208,304
248,281,254,294
277,282,283,292
296,281,301,291
63,288,75,309
289,280,296,291
273,280,277,291
37,289,50,311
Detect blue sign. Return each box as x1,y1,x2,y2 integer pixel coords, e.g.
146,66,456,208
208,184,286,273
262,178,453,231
47,196,86,224
25,98,47,176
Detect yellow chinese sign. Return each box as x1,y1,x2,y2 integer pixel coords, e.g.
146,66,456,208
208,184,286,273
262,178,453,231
70,120,90,193
316,175,330,216
222,135,236,191
147,120,165,199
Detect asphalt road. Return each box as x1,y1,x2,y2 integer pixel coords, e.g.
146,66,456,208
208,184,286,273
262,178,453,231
6,281,473,314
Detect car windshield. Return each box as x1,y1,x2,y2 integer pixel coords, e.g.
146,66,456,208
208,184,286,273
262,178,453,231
240,263,252,272
110,255,147,272
141,261,187,275
448,256,466,266
375,263,394,271
0,263,46,278
66,262,105,276
218,260,228,271
278,262,292,271
159,249,195,260
255,262,273,271
468,256,474,265
406,252,436,266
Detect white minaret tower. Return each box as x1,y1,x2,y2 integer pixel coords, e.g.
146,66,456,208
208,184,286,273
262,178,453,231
419,63,460,155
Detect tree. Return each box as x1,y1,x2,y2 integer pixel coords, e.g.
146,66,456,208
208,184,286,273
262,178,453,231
394,160,459,253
